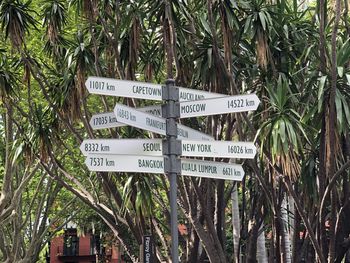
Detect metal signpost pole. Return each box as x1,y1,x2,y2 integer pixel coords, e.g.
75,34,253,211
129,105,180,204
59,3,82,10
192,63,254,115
162,79,180,263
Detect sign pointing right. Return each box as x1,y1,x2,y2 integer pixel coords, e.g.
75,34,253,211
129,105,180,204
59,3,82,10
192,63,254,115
181,140,256,159
179,94,260,118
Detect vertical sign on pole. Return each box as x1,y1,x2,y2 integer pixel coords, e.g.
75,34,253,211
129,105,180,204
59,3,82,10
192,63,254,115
162,79,180,263
143,235,154,263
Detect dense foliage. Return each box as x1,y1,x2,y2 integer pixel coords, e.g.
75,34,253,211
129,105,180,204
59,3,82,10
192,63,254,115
0,0,350,262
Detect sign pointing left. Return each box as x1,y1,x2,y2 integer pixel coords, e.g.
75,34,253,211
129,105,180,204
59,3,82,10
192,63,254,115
85,76,227,102
85,154,165,174
80,139,163,156
86,77,163,101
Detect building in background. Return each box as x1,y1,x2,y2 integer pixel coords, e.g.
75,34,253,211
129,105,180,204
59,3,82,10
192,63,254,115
47,227,123,263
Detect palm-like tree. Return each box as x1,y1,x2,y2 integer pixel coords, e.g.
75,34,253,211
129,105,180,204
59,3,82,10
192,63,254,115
42,0,68,58
0,0,37,51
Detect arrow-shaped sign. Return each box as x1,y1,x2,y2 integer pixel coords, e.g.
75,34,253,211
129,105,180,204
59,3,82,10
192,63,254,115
80,139,163,156
114,103,214,141
181,158,244,181
85,154,165,174
89,105,162,130
181,140,256,158
85,154,244,181
179,94,260,118
85,76,226,102
89,112,120,130
86,77,162,101
81,139,257,159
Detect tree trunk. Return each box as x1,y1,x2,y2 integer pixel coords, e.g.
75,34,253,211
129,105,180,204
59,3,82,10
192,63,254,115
288,195,295,260
179,179,227,263
0,102,13,218
256,227,268,263
246,218,259,263
232,184,240,263
327,0,341,261
281,196,292,263
216,180,226,250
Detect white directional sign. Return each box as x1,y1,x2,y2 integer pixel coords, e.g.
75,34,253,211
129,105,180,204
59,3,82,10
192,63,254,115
80,139,163,156
85,154,244,181
86,76,226,102
85,154,165,174
86,77,162,100
181,158,244,181
114,103,214,141
89,112,121,129
179,94,260,118
181,140,256,159
89,105,162,130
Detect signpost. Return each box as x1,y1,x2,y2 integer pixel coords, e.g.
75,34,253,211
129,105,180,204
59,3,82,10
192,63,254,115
162,80,180,263
81,139,256,159
82,76,261,263
179,94,260,118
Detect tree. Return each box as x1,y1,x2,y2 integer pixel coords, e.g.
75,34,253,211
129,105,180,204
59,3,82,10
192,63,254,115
1,0,350,262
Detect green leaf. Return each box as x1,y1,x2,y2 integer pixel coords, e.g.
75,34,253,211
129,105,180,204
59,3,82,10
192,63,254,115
318,75,327,112
346,74,350,85
244,16,252,35
342,97,350,126
207,48,212,68
258,11,267,31
276,76,283,106
337,66,344,78
224,2,239,29
265,10,273,26
280,119,289,153
230,0,238,9
337,39,350,66
279,119,286,143
12,142,23,165
200,15,211,34
335,90,343,129
297,120,311,144
285,120,298,148
283,24,289,39
303,44,315,61
238,0,250,9
271,127,278,156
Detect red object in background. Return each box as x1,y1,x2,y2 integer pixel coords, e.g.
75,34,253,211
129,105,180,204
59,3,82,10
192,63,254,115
48,228,123,263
